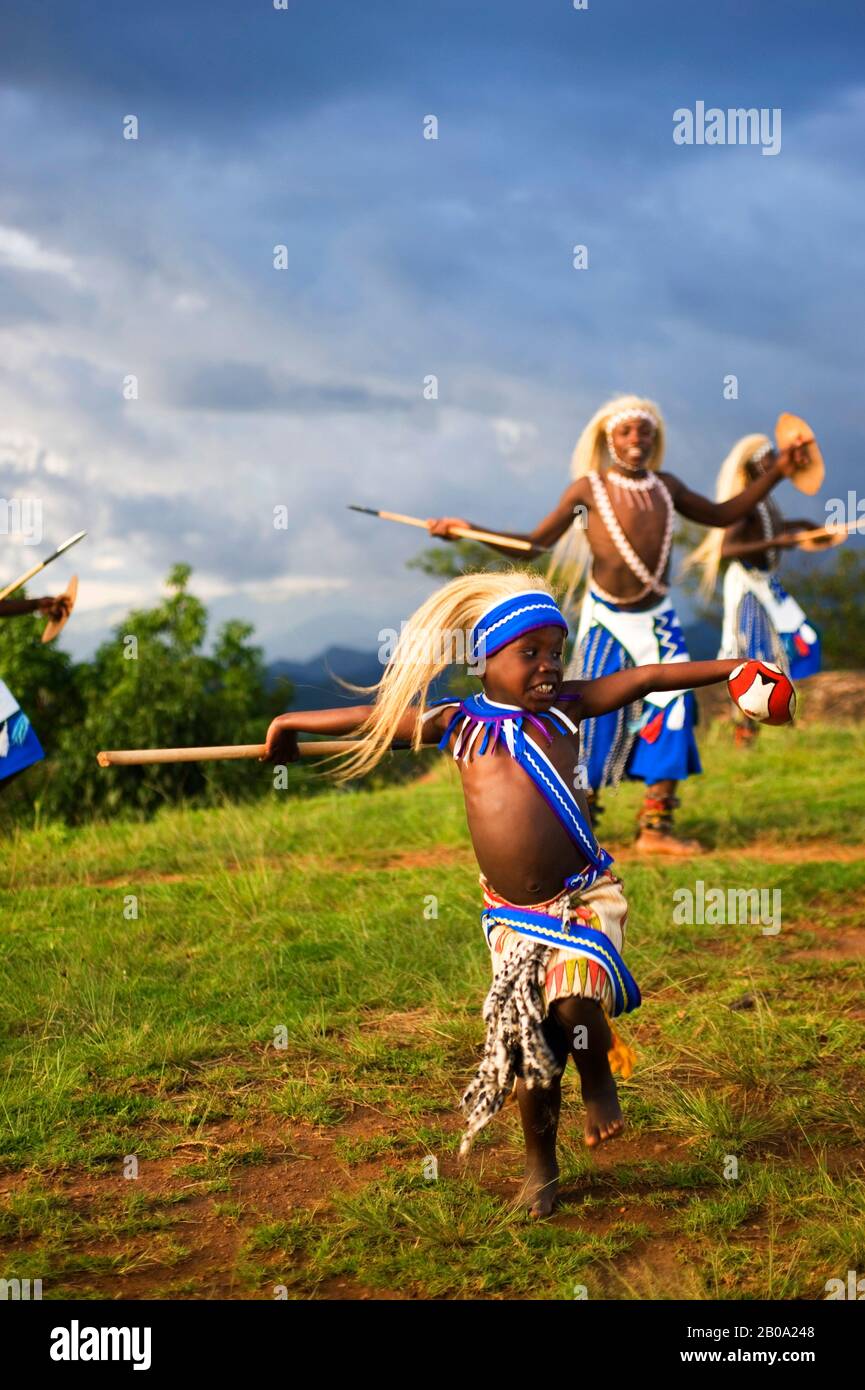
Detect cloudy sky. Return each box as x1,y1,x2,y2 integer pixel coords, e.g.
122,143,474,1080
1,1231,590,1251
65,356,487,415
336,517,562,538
0,0,862,660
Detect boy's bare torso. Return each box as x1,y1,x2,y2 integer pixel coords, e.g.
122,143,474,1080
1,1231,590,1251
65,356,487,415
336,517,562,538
443,708,592,904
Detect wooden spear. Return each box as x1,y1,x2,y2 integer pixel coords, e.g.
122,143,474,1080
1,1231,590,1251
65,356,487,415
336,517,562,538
348,505,538,552
0,531,87,603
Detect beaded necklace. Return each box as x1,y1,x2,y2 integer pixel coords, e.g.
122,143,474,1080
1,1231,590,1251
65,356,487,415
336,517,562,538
587,470,674,603
756,500,780,571
606,469,657,512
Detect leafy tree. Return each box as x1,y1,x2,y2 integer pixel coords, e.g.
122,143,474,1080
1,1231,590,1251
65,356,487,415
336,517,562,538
784,549,865,668
0,589,83,757
407,539,547,581
0,565,295,826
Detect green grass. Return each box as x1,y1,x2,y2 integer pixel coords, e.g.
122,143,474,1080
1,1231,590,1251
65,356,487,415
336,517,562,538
1,720,864,1298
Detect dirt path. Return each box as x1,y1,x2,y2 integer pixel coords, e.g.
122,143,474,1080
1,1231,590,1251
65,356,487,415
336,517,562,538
0,1103,706,1300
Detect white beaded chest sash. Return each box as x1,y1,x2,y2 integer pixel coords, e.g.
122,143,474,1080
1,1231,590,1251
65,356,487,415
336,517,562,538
587,470,674,604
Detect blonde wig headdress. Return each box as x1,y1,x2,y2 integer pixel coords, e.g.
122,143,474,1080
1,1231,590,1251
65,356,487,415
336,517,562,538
335,569,560,781
547,394,666,606
684,433,771,600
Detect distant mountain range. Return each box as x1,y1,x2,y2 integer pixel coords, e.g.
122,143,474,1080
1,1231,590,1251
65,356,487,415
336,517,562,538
267,646,383,710
267,621,721,711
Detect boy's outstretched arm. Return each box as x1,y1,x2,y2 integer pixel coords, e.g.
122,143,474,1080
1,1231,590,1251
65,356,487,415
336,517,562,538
262,702,452,763
564,659,743,720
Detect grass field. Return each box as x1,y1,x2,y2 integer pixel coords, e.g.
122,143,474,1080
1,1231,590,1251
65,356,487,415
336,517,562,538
2,718,865,1300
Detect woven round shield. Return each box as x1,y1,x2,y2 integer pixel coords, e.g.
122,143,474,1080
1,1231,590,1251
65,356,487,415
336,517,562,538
775,413,824,495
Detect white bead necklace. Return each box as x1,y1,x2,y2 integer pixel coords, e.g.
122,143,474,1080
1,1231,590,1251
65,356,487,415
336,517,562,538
587,470,674,603
606,468,657,511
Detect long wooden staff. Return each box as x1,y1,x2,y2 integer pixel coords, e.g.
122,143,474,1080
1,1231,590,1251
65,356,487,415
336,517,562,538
348,505,537,553
96,740,424,767
0,531,87,602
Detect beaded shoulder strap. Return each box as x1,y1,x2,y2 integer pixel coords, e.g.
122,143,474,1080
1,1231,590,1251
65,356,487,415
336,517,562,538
426,694,611,875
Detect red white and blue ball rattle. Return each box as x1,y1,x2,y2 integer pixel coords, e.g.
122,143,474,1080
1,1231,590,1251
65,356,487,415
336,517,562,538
728,660,796,725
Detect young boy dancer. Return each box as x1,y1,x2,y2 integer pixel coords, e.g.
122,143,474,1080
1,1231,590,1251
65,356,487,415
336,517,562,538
426,396,805,853
263,571,767,1216
686,433,826,746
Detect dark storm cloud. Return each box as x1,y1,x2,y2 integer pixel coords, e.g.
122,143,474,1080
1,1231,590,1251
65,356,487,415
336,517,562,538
162,360,411,415
104,490,284,581
1,1,860,135
1,1,862,660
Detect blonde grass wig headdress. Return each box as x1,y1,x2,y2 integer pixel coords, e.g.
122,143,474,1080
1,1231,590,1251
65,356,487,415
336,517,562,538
547,394,666,607
684,433,772,600
335,569,561,782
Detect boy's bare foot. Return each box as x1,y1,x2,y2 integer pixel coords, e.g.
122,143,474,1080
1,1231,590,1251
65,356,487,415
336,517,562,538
583,1077,624,1148
519,1160,560,1218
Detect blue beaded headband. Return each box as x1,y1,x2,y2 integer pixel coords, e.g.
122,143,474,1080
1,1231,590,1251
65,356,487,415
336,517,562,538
469,590,568,662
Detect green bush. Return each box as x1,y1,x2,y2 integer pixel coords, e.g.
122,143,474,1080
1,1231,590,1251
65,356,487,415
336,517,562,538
0,565,294,826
